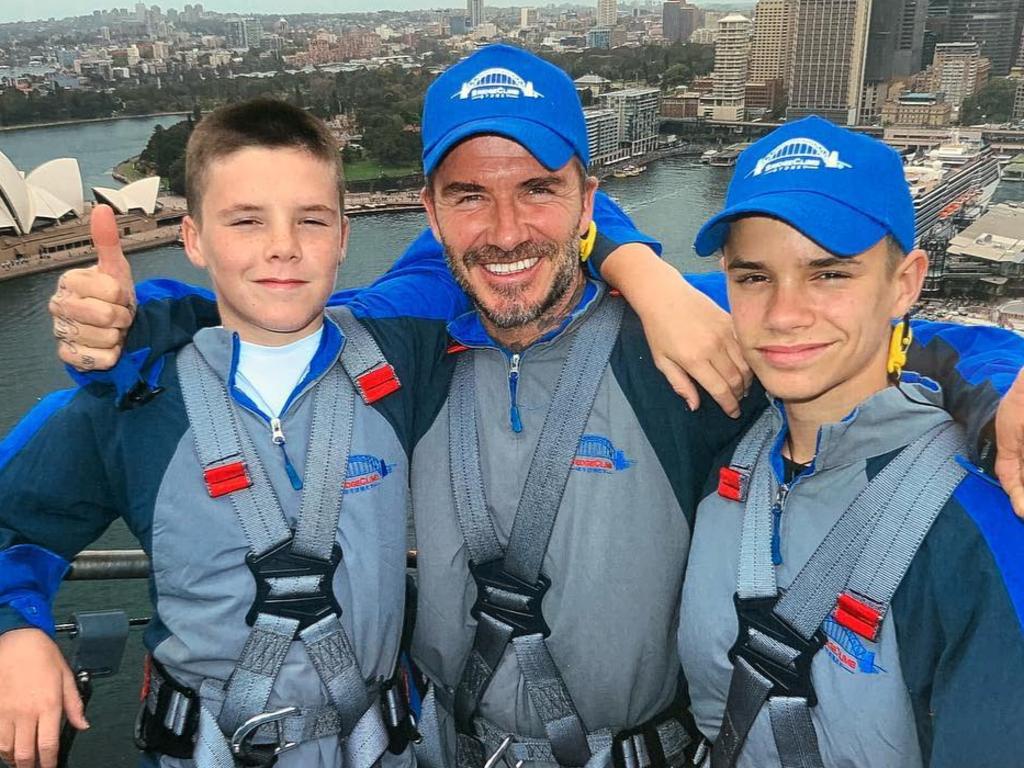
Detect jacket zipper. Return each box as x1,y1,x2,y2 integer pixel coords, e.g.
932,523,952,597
508,352,522,433
771,483,789,566
270,416,303,491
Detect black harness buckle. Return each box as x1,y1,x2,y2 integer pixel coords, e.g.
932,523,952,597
728,593,825,706
133,659,200,759
245,535,344,634
469,559,551,638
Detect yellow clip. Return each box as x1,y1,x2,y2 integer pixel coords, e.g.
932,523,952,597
886,317,912,379
579,221,597,262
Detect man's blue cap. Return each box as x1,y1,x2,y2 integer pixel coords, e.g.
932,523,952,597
694,116,915,258
421,44,589,176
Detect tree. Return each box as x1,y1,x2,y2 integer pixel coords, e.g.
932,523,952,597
960,78,1019,125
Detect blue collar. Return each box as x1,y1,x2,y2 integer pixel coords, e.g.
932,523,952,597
446,279,602,351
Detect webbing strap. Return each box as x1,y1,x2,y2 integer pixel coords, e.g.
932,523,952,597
449,293,625,767
734,410,779,601
176,341,381,767
178,344,291,556
714,418,967,768
774,421,966,638
448,354,504,566
503,296,625,584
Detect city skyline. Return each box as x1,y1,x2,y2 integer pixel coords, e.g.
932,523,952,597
1,0,754,25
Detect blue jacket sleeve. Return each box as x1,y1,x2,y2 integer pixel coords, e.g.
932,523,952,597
0,389,121,636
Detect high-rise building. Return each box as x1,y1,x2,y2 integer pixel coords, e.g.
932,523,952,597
748,0,796,91
787,0,873,126
584,108,629,166
597,0,617,28
244,18,263,49
945,0,1023,76
861,0,928,123
932,41,988,110
662,1,696,43
663,1,682,42
710,14,752,121
587,27,613,48
600,88,660,155
521,7,538,27
468,0,484,28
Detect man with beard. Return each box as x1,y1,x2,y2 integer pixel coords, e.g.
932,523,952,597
42,46,1024,768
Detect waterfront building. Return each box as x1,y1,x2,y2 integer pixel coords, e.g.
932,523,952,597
932,41,989,111
660,90,702,119
0,152,84,236
787,0,872,126
748,0,795,96
944,203,1024,296
708,14,751,122
584,107,630,166
600,87,660,155
597,0,617,28
945,0,1023,76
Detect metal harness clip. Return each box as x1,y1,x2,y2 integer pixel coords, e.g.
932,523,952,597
230,706,300,767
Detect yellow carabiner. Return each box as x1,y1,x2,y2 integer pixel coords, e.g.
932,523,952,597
579,221,597,263
886,316,913,379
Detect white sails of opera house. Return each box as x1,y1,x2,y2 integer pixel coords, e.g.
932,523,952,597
0,149,160,236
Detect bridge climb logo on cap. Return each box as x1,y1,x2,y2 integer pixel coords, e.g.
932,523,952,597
694,116,916,258
422,44,590,175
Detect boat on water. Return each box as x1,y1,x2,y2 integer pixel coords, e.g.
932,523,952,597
700,149,718,164
903,134,1002,245
612,164,646,178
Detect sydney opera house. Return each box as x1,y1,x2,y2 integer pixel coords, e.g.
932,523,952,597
0,149,180,281
0,149,160,236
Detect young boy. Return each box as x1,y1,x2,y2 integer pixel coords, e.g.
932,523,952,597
679,117,1024,767
0,99,423,768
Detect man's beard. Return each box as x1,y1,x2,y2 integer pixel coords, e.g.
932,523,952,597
444,235,582,330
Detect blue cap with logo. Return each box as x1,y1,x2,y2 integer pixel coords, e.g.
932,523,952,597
421,44,589,176
694,116,915,258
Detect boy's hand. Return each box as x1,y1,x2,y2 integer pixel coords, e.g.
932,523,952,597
49,204,136,372
0,628,88,768
995,368,1024,519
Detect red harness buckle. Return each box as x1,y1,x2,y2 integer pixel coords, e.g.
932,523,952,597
718,466,749,502
834,591,884,642
203,461,252,498
355,363,401,404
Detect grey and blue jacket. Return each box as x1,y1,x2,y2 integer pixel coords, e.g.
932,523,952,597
679,381,1024,768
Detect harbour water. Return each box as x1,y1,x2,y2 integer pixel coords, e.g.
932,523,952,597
0,116,1020,766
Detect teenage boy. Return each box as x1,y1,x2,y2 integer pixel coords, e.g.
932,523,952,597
679,117,1024,768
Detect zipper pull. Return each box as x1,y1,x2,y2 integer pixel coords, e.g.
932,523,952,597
771,484,788,566
270,417,303,491
508,353,523,434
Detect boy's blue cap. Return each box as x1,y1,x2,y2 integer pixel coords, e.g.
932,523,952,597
421,44,589,176
694,116,915,257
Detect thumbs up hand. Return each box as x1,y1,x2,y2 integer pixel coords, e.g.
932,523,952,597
49,205,137,371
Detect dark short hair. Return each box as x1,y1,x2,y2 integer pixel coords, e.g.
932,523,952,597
185,98,342,219
884,235,908,275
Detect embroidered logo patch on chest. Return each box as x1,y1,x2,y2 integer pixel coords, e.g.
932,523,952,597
571,434,634,475
822,616,886,675
343,454,395,494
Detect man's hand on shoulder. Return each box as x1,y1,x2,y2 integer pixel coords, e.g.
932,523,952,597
0,628,88,768
49,205,136,373
995,367,1024,519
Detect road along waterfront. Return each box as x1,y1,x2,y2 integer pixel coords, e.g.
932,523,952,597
0,116,1020,766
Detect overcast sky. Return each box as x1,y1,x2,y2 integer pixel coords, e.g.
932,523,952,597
2,0,748,25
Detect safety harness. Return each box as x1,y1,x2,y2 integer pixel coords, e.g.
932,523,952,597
447,293,693,768
136,308,413,768
706,409,967,768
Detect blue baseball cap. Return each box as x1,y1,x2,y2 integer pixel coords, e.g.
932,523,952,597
694,116,915,258
421,44,589,176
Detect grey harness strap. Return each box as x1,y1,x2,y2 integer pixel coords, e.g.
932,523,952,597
176,329,387,768
712,416,967,768
449,294,625,767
